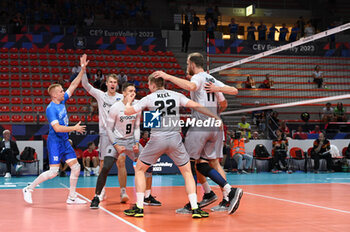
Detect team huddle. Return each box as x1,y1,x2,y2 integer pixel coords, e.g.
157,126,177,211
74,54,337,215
22,52,243,218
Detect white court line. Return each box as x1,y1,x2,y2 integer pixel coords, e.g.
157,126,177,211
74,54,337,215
59,183,146,232
212,186,350,214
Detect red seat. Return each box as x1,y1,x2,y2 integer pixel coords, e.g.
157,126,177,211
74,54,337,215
123,56,132,62
31,74,41,80
33,89,43,96
136,63,145,68
11,89,20,96
44,98,51,104
19,54,29,60
23,106,33,112
67,106,78,112
157,51,165,56
75,89,85,96
48,54,57,60
67,98,76,104
22,89,32,96
165,51,174,56
0,97,10,104
51,67,60,73
132,57,141,62
48,48,56,54
61,68,70,73
22,97,32,104
10,54,19,59
33,97,44,104
49,61,59,66
92,114,99,122
169,57,177,63
42,74,51,80
11,115,22,122
39,54,47,60
19,48,27,53
77,98,87,104
20,67,30,73
38,48,47,53
34,106,44,112
32,81,42,88
76,49,83,54
102,50,111,55
105,56,114,61
29,54,38,60
57,49,65,54
114,56,123,62
0,54,9,59
28,48,37,53
43,82,51,88
10,74,20,80
67,55,76,60
154,63,162,68
41,67,50,73
145,63,154,68
38,114,46,122
31,67,40,73
107,62,116,68
0,89,9,96
58,55,66,60
69,115,80,122
40,60,48,66
176,70,185,75
0,115,10,122
0,60,8,66
0,47,8,53
10,60,19,66
126,63,135,68
0,105,9,112
23,115,34,122
66,49,74,54
151,57,160,62
10,67,19,73
0,67,9,72
0,74,9,80
11,97,21,104
11,106,21,113
22,82,31,88
22,74,30,80
95,55,104,61
10,81,20,88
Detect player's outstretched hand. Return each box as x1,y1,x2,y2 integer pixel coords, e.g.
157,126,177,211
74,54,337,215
153,71,170,80
204,82,219,93
133,144,140,154
80,54,90,70
115,145,126,155
74,121,86,133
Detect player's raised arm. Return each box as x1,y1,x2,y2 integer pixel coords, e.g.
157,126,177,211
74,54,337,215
67,54,89,96
204,81,238,95
153,71,197,92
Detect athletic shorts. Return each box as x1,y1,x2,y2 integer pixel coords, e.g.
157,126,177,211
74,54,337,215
47,137,76,165
98,133,112,161
184,126,223,160
139,132,189,166
105,137,141,162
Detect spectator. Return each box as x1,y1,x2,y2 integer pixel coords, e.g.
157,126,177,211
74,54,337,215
279,120,291,138
312,65,325,89
245,75,256,88
311,132,333,173
247,21,256,41
83,9,95,26
181,16,191,53
184,3,193,23
127,75,140,92
268,24,279,41
297,16,305,37
117,71,128,87
205,4,214,21
205,17,215,39
251,131,260,140
256,111,266,133
89,97,98,117
70,63,81,82
139,131,150,147
260,74,275,88
304,21,315,37
228,18,239,40
293,125,308,140
192,12,200,31
269,111,280,133
238,116,251,138
82,141,100,176
93,69,105,89
212,5,220,27
0,130,22,178
257,21,267,41
310,125,321,134
11,12,24,34
328,21,336,49
230,131,253,174
279,23,289,41
322,102,334,123
289,23,299,42
333,102,347,122
272,129,288,172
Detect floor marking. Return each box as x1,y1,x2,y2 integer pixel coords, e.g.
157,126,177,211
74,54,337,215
59,183,146,232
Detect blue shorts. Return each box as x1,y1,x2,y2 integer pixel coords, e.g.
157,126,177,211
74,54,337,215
47,137,76,165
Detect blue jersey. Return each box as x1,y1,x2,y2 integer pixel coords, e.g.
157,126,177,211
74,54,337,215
46,91,70,142
279,27,289,41
229,23,238,33
289,27,299,41
268,27,278,40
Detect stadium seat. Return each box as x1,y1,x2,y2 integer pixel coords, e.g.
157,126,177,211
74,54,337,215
0,67,9,72
39,54,47,60
10,74,20,80
157,51,165,56
0,74,9,80
129,69,138,75
33,97,44,104
40,60,49,66
52,74,60,80
136,63,145,68
42,74,51,80
0,115,10,122
11,106,21,112
145,63,154,68
43,82,51,88
75,89,85,96
107,62,116,68
0,97,10,104
105,56,113,61
67,55,76,61
22,74,30,80
33,89,43,96
34,106,44,112
66,49,75,54
38,114,46,122
23,115,34,122
23,106,33,112
114,56,123,62
19,54,28,60
10,81,20,88
10,89,20,96
10,54,19,59
41,67,50,73
77,98,87,104
126,63,135,68
117,62,126,68
22,89,32,96
0,89,9,96
151,57,160,62
51,67,60,73
58,55,66,60
159,57,168,63
132,57,141,62
31,74,41,80
37,48,47,53
48,48,56,54
49,54,58,60
102,50,111,55
32,81,41,88
22,82,31,88
67,106,78,112
28,48,37,53
75,49,83,54
11,97,21,104
20,67,30,73
44,98,51,104
23,97,32,104
154,63,162,68
10,60,19,66
0,47,8,53
30,67,40,73
176,70,185,75
163,63,172,69
57,49,65,54
19,48,27,53
148,51,156,56
169,57,177,63
49,61,59,66
0,105,9,112
10,67,19,73
69,115,80,122
0,54,8,59
11,115,22,122
67,98,76,104
112,50,120,55
61,68,70,73
0,60,8,66
92,114,99,122
123,56,132,62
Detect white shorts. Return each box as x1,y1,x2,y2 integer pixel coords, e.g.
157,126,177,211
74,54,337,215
105,137,141,161
98,133,113,161
139,133,189,166
184,127,223,160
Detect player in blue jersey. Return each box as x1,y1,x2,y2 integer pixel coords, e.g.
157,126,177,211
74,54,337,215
22,54,89,204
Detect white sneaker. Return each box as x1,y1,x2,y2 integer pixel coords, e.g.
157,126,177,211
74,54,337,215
4,172,11,178
99,187,106,201
66,196,87,204
23,187,33,204
120,192,129,203
15,164,23,172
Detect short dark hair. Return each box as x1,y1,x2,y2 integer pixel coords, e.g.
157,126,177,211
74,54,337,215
87,141,95,147
122,82,135,92
188,52,204,68
148,73,164,87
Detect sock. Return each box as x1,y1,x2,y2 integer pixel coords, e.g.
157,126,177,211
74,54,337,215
136,192,144,208
121,187,126,195
223,184,231,200
207,169,228,188
69,163,80,198
202,181,211,194
145,189,151,198
188,193,198,209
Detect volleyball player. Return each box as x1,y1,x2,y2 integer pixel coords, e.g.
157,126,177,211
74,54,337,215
123,73,221,218
153,52,243,214
22,55,88,204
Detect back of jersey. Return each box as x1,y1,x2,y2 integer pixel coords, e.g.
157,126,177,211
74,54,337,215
139,89,189,136
190,72,224,120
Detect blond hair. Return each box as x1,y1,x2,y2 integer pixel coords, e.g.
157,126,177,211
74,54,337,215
148,73,164,88
47,84,62,96
106,73,118,82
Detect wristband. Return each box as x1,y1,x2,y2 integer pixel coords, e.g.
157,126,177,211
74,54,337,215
81,64,85,67
112,142,118,146
135,140,139,143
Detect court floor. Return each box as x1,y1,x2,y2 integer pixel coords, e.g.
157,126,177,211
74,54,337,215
1,172,350,232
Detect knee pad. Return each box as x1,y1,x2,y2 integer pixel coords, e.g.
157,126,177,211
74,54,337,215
70,163,80,179
196,162,212,177
48,166,59,179
145,166,153,177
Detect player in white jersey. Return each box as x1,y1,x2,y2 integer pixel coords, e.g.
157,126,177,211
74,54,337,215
153,52,243,214
123,73,222,218
82,72,128,202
